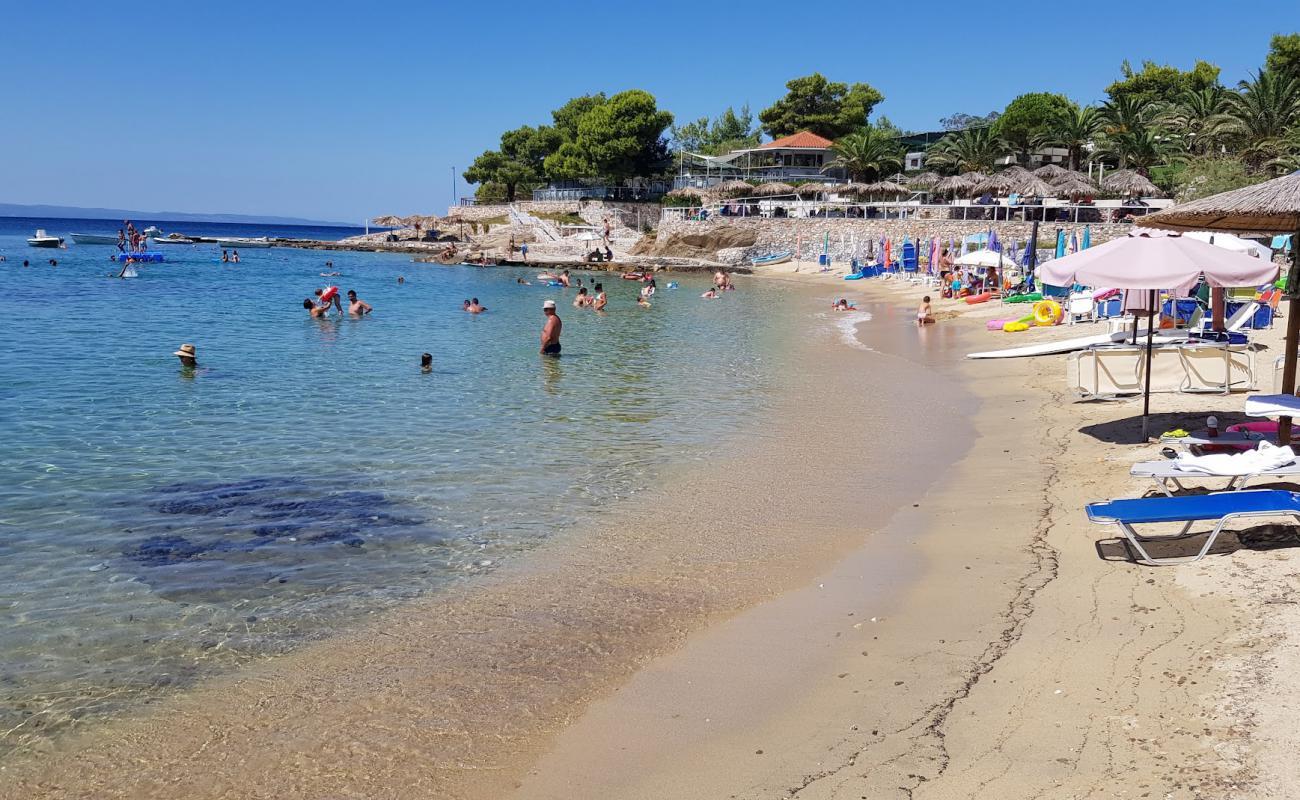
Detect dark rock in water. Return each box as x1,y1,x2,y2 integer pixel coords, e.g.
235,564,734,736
127,535,210,566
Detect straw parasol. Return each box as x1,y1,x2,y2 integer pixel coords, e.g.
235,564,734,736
1051,175,1098,199
1138,169,1300,439
665,187,707,200
372,215,404,228
934,174,974,194
711,180,755,198
960,171,990,183
1015,176,1057,197
973,170,1024,195
753,182,796,197
833,183,873,197
864,180,909,196
1102,169,1161,197
794,183,828,197
1034,164,1071,180
908,171,942,188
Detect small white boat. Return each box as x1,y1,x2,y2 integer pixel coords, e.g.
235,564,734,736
142,226,163,238
152,233,199,245
215,237,272,249
69,233,119,245
28,229,63,248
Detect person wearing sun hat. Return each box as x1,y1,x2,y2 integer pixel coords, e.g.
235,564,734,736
540,300,562,355
173,343,197,368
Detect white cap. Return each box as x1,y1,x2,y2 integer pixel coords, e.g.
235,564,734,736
542,300,556,309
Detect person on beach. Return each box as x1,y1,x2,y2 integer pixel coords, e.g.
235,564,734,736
347,290,372,316
939,248,954,272
592,283,607,311
303,298,329,318
574,287,590,307
603,217,611,242
540,300,562,355
917,296,935,325
467,297,486,314
521,243,529,263
421,353,433,372
604,245,613,262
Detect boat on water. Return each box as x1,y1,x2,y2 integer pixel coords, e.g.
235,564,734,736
69,233,119,245
152,233,199,245
751,251,792,266
28,229,63,248
215,237,272,249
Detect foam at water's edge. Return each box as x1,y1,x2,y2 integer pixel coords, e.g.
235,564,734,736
820,309,874,351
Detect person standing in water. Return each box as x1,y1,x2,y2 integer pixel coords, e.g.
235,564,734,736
592,282,607,311
347,289,372,316
540,300,562,355
231,249,240,263
173,343,198,369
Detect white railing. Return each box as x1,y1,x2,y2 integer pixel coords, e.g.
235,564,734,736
661,197,1163,225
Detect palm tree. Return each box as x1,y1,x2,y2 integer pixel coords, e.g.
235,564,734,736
1038,105,1102,170
822,129,903,182
1095,127,1181,172
1222,70,1300,172
1099,94,1152,137
1157,87,1231,155
924,126,1010,174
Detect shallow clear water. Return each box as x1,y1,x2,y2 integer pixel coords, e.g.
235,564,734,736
0,220,793,753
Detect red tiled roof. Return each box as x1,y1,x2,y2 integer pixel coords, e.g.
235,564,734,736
759,131,835,150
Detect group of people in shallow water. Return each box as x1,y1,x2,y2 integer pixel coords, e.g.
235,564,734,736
303,286,371,318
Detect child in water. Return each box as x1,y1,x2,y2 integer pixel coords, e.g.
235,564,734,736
701,288,719,299
637,294,651,308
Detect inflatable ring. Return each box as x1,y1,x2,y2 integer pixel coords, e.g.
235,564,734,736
319,286,339,303
1032,300,1062,326
964,291,993,305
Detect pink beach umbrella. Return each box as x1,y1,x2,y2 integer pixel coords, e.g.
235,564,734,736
1040,229,1280,439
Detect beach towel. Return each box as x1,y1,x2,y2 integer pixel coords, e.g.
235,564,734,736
1174,441,1297,477
1245,394,1300,418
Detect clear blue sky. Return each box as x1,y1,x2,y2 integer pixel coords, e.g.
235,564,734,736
3,1,1293,223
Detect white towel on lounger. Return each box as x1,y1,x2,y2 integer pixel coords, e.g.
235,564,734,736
1174,441,1297,476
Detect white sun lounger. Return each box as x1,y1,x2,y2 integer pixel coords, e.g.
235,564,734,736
1130,460,1300,496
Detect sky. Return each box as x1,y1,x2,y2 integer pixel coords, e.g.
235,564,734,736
2,1,1294,223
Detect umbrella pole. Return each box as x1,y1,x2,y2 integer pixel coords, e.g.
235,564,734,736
1142,289,1156,442
1279,231,1300,444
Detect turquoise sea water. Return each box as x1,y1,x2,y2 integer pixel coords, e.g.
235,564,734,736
0,220,789,753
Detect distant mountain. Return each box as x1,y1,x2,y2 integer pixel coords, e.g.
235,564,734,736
0,203,353,227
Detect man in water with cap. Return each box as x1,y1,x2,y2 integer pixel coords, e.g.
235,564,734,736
540,300,562,355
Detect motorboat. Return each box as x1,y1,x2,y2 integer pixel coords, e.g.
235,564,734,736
69,233,119,245
215,237,272,249
142,225,163,238
152,233,200,244
28,229,63,248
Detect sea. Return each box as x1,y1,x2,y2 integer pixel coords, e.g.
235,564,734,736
0,215,798,756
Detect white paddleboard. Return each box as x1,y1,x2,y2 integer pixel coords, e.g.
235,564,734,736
967,330,1186,359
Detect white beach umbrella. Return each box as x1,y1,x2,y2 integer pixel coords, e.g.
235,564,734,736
1183,231,1273,260
954,248,1006,268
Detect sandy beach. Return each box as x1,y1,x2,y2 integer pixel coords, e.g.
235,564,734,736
4,262,1299,799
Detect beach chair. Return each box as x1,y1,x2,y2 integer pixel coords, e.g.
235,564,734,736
1129,460,1300,496
1086,489,1300,565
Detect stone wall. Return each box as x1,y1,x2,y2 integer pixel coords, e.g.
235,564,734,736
654,215,1133,265
445,200,658,228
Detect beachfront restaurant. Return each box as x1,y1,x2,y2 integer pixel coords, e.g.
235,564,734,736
673,131,846,190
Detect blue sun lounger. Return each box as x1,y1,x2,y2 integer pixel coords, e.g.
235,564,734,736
1086,489,1300,565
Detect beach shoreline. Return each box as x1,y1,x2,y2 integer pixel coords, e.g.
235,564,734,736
3,262,1295,799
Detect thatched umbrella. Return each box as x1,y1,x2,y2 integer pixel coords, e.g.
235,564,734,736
1034,164,1072,180
934,174,974,196
794,183,828,197
1103,169,1161,197
1051,175,1098,199
1015,176,1057,197
960,171,989,183
973,170,1023,195
753,182,796,197
1138,170,1300,439
833,183,873,197
908,171,942,189
665,187,707,201
864,180,909,196
372,215,404,228
711,180,755,198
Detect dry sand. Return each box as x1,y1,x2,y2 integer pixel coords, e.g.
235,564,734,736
5,260,1299,799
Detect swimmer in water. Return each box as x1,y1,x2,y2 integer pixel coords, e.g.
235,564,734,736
314,288,342,314
574,287,589,307
347,289,372,316
517,277,530,285
641,279,656,298
637,294,651,308
462,299,471,312
467,297,486,314
701,288,719,299
397,276,405,284
421,352,433,372
592,283,607,311
559,270,572,288
303,298,330,318
540,300,562,355
832,298,855,311
173,343,198,369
